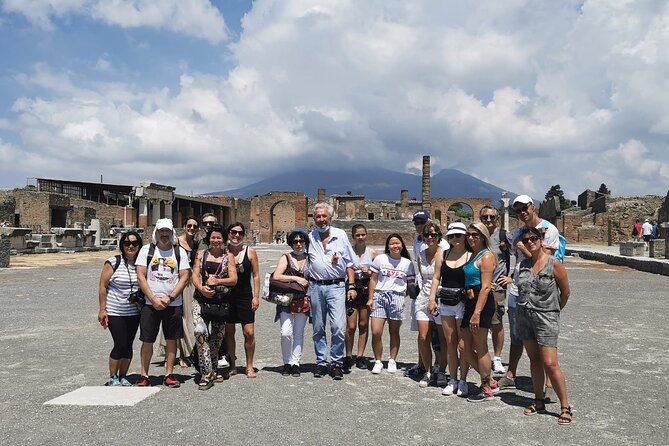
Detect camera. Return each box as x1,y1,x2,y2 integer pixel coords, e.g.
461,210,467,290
128,290,145,308
346,299,355,316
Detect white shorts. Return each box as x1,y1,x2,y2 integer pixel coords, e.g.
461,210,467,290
439,301,465,319
411,299,442,331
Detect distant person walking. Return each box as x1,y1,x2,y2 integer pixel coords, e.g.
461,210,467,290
632,219,643,242
642,219,653,250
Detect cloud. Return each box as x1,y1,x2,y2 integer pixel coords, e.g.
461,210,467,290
2,0,669,198
2,0,229,43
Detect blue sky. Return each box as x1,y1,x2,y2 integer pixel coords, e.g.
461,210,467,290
1,1,668,200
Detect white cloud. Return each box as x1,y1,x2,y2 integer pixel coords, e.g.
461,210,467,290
2,0,229,43
2,0,669,197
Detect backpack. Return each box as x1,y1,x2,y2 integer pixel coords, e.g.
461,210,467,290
539,220,566,263
632,225,639,237
111,254,122,272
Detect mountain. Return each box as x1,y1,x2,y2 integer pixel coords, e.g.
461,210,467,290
208,168,515,202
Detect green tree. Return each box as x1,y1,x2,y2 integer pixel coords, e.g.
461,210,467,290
545,184,571,210
597,183,611,195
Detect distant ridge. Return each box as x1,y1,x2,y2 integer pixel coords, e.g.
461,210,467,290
207,168,516,203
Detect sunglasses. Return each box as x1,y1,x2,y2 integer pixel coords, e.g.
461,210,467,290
513,204,531,213
186,224,199,229
202,221,215,226
446,233,464,239
423,233,440,238
229,229,244,236
466,232,481,239
481,215,497,221
521,235,541,245
292,239,305,245
123,240,139,247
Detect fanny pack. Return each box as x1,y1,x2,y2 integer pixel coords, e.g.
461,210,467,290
438,287,465,306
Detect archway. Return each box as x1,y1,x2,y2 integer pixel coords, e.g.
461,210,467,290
446,202,474,226
270,200,296,243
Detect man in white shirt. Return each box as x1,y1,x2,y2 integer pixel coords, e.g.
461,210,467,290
642,218,653,250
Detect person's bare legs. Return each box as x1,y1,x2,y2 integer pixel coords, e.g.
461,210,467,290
492,322,504,359
345,308,357,358
242,322,256,377
388,320,402,360
417,320,432,373
371,317,386,360
441,316,461,380
164,339,177,376
140,341,153,377
225,323,237,375
356,306,369,357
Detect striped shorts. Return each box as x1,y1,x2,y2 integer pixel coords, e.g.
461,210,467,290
370,290,405,321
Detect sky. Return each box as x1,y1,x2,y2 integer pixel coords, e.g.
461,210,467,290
1,0,668,200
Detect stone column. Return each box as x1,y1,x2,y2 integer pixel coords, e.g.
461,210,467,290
0,237,10,268
150,199,160,225
500,192,510,230
422,155,431,210
164,200,173,222
317,188,326,203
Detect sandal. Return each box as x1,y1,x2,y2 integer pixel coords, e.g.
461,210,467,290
523,399,547,416
198,372,214,391
558,406,573,425
246,368,257,379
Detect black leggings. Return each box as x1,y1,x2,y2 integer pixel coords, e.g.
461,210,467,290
108,315,140,360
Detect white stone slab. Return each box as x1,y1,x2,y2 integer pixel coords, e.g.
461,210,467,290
44,386,160,406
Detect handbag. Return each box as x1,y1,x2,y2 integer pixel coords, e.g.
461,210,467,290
264,254,309,305
438,286,465,306
269,276,307,294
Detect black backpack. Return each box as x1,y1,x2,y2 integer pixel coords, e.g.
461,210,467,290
498,229,511,276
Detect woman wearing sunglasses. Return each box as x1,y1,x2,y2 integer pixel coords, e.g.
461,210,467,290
460,222,498,402
225,222,261,378
516,226,572,424
97,231,143,386
271,229,311,377
429,222,472,397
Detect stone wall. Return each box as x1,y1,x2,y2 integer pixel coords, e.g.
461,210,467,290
0,192,16,223
249,192,309,243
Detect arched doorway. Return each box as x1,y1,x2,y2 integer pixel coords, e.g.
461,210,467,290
446,202,474,226
270,200,296,242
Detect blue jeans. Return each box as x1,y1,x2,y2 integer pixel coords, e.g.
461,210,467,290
507,292,522,346
310,281,346,366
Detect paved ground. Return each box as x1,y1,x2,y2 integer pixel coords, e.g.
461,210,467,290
1,244,668,445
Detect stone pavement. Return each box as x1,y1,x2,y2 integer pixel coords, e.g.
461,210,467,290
0,244,668,445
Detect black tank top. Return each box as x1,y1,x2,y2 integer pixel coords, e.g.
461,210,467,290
229,247,252,299
440,252,466,289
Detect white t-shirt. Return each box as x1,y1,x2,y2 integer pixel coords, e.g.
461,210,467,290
642,222,653,236
136,244,190,306
370,254,415,294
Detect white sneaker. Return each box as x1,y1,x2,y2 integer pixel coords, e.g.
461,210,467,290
457,380,469,397
372,360,383,374
419,372,431,388
492,357,506,374
442,379,457,396
217,356,229,368
387,359,397,373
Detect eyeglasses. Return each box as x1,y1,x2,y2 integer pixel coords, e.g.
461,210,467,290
202,221,215,226
186,224,198,229
423,233,440,238
229,229,244,236
481,215,497,221
123,240,139,247
466,232,481,239
292,239,305,245
413,220,427,225
513,204,531,213
446,234,464,239
521,235,541,245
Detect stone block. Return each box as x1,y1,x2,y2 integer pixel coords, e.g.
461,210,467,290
619,242,645,256
649,239,665,258
0,237,10,268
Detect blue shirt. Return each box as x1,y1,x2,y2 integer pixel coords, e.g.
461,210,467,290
306,226,357,280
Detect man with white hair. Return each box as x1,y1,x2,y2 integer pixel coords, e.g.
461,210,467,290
135,218,191,387
307,203,358,380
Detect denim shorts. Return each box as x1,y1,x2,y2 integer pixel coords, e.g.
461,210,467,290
516,305,560,347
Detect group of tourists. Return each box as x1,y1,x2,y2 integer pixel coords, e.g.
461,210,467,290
98,197,572,424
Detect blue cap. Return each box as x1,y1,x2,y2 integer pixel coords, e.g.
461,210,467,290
412,209,431,222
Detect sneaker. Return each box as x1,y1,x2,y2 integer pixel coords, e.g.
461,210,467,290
419,372,432,388
119,376,132,387
497,376,516,389
436,371,449,387
387,359,397,373
467,387,495,402
217,356,230,368
282,364,292,376
403,363,425,377
330,364,343,380
314,364,328,378
492,357,506,375
135,375,150,387
163,374,180,388
372,360,383,374
291,364,301,377
355,356,367,369
456,380,469,397
106,376,120,386
342,356,353,374
442,379,457,396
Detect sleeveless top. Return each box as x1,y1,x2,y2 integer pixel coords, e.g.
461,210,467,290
440,250,467,289
417,248,437,304
463,249,488,288
354,246,373,279
229,246,252,299
517,256,560,312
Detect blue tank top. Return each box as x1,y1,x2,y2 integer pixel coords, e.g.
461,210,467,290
463,249,488,288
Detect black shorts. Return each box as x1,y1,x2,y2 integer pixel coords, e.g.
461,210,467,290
139,305,183,342
461,287,495,329
226,295,255,325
